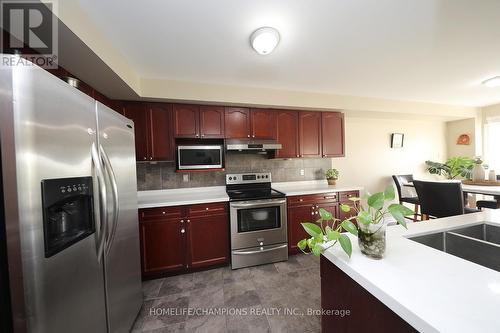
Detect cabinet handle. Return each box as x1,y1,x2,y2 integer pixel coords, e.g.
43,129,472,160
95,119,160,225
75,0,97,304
247,134,250,138
201,134,205,137
150,157,153,160
162,211,166,215
311,212,315,216
315,211,318,215
187,219,190,223
252,135,255,138
143,157,147,160
299,198,303,202
195,134,199,137
180,219,184,223
315,205,319,208
205,207,209,210
181,228,185,234
296,155,299,157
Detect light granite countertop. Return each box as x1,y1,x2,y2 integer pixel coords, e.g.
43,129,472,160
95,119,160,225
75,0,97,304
137,180,364,208
322,210,500,333
272,180,363,196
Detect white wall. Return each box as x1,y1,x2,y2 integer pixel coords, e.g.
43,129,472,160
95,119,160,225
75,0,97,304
332,112,447,194
446,118,476,158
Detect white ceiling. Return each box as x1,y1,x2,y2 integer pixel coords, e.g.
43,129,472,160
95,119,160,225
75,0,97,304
77,0,500,107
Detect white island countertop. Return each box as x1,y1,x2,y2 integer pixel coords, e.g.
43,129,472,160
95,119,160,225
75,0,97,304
272,180,363,196
322,210,500,333
137,186,229,208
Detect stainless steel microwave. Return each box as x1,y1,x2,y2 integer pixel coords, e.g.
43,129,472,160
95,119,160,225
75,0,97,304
177,145,223,170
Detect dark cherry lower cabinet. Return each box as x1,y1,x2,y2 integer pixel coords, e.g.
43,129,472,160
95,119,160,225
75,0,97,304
320,256,417,332
139,202,229,278
287,191,358,254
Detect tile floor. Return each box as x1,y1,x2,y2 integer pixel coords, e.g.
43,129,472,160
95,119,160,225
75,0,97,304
132,254,321,333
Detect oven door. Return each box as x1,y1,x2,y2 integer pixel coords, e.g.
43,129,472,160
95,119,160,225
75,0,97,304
230,198,287,250
177,145,223,170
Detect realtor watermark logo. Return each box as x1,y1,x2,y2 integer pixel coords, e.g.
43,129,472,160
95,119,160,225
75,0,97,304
0,0,58,68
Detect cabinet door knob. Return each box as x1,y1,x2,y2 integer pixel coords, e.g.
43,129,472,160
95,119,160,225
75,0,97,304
180,219,184,223
195,134,199,137
150,157,153,160
247,134,250,138
201,134,205,137
162,211,166,215
187,219,190,223
205,207,209,210
180,228,185,234
143,157,147,160
311,212,315,216
296,155,299,157
252,135,255,138
299,198,303,202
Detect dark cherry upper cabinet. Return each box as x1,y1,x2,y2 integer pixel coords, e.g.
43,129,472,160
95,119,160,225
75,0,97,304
149,104,175,161
299,112,322,157
199,106,225,138
322,112,345,157
188,214,229,269
173,104,199,138
250,108,277,139
122,102,150,161
139,219,185,275
123,102,174,161
276,110,299,158
225,107,251,138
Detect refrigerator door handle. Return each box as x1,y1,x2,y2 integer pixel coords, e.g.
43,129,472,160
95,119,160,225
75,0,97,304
91,142,107,263
100,144,119,256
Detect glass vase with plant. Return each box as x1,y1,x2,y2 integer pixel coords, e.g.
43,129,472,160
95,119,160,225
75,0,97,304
325,168,339,185
297,186,414,259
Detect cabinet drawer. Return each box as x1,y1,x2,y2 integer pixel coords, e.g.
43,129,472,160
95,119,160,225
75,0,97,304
339,191,359,202
288,193,338,206
188,202,227,217
139,206,184,221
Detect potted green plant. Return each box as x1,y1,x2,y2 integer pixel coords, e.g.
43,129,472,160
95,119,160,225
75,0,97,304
297,186,414,259
325,168,339,185
425,157,474,180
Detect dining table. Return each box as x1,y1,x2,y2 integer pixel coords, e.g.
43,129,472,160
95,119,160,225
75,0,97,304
403,181,500,208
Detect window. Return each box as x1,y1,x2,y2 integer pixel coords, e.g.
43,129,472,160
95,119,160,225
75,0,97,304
484,121,500,172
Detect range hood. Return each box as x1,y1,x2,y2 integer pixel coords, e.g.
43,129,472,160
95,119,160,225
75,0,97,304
226,139,282,151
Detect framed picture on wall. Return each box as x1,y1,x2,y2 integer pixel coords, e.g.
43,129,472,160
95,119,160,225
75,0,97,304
391,133,404,148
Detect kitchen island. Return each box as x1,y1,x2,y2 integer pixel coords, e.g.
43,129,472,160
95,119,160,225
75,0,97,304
321,209,500,333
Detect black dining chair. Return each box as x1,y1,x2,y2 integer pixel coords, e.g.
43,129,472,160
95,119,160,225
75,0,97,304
413,180,480,220
476,175,500,210
392,175,420,221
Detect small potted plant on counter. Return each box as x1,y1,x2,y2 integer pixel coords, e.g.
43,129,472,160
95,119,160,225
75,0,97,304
297,186,414,259
325,168,339,185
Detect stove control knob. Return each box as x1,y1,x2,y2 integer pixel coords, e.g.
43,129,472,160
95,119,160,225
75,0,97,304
229,177,232,180
265,175,269,178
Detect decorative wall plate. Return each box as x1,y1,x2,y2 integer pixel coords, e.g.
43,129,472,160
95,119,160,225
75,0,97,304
457,134,470,145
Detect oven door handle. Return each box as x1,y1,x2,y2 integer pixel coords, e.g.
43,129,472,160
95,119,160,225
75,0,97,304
230,199,286,208
232,244,288,255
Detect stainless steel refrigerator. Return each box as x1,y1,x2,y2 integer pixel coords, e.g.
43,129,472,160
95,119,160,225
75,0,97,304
0,55,142,333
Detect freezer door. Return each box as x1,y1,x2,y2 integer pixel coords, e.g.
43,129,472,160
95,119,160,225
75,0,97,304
7,63,107,332
96,102,142,333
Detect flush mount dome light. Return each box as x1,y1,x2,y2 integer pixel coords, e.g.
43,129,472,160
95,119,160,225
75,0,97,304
250,27,280,55
482,76,500,87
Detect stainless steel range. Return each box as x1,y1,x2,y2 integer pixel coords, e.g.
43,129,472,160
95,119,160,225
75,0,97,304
226,172,288,269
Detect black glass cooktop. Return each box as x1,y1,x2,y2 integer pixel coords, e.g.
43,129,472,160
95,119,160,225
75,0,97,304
226,186,285,201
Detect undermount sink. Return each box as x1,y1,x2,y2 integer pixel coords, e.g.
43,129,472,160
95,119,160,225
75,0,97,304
408,224,500,272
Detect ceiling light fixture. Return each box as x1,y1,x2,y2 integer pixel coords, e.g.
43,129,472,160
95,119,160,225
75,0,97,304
482,76,500,88
250,27,280,55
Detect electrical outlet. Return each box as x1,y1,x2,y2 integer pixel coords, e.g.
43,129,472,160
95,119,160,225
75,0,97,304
300,169,305,176
183,174,189,182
